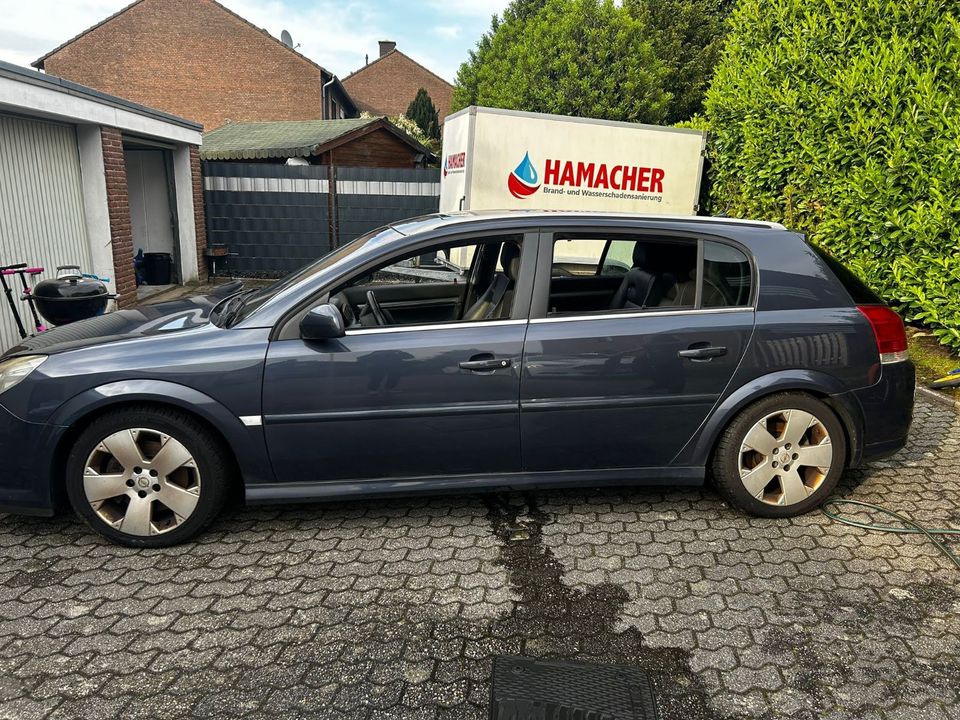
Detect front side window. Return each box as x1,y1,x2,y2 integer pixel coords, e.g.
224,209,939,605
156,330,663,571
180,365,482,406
329,235,524,329
544,232,752,316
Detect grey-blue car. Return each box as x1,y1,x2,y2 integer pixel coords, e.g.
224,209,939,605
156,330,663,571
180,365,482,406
0,212,915,546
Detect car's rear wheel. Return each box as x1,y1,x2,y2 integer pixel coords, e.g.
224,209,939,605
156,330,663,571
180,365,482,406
711,392,847,517
66,407,230,547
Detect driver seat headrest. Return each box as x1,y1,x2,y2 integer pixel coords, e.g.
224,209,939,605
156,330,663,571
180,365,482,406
500,242,521,281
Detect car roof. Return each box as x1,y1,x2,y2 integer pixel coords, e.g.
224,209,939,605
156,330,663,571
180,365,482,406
389,210,787,236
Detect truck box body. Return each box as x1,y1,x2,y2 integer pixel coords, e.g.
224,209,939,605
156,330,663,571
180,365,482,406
439,106,707,215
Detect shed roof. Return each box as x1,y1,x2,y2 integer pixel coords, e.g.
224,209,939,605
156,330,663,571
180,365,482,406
199,117,433,161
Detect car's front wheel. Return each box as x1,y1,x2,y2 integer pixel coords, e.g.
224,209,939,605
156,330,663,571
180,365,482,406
66,406,230,547
711,392,847,517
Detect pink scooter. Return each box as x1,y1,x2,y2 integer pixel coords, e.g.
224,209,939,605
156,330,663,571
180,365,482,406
0,263,46,338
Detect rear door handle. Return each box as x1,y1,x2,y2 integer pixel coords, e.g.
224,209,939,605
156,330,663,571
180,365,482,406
459,355,512,371
678,345,727,361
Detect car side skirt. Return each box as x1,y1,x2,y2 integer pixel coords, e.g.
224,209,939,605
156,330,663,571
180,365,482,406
245,467,705,505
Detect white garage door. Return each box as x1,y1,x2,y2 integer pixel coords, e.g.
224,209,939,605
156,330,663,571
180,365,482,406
0,115,92,351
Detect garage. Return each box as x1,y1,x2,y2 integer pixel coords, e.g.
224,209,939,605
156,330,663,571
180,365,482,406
0,115,93,343
125,143,181,286
0,60,205,351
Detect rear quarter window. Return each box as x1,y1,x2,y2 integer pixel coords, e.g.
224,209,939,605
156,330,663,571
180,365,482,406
811,247,883,304
702,241,752,308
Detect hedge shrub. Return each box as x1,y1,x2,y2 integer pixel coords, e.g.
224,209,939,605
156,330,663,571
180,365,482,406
705,0,960,350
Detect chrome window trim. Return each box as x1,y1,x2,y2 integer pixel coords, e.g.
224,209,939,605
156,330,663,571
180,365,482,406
341,307,754,334
344,319,528,336
530,306,755,325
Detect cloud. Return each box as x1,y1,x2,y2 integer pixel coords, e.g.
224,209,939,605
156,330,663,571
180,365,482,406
433,25,461,40
427,0,509,17
0,0,130,68
221,0,381,77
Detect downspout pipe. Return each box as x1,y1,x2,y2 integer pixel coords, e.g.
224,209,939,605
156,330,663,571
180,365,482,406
322,75,337,119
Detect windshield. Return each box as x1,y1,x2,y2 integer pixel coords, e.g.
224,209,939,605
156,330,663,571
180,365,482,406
226,225,402,325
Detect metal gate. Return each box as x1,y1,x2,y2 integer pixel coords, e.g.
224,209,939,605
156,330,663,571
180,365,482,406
0,114,91,350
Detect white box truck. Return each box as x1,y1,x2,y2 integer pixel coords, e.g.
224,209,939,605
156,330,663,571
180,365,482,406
439,106,707,215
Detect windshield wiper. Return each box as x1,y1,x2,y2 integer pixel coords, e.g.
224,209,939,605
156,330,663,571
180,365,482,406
212,289,257,327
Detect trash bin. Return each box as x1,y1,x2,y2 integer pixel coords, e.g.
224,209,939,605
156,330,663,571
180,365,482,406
142,252,172,285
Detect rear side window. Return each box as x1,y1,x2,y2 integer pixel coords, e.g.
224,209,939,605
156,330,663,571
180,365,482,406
702,241,752,308
551,238,635,277
812,246,882,304
547,234,732,315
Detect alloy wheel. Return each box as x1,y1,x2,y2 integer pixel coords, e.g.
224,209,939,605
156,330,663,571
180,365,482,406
738,408,834,506
82,428,201,536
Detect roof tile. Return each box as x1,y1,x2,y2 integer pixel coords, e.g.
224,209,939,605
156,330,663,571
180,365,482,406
200,118,380,160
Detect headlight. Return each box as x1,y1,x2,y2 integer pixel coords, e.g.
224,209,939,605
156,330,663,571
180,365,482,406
0,355,46,394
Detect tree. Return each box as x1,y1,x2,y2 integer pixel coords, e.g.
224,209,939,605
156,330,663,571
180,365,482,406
405,88,440,141
452,0,671,125
705,0,960,350
625,0,734,122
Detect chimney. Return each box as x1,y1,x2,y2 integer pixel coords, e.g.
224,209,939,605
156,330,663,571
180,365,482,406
378,40,396,58
365,53,369,66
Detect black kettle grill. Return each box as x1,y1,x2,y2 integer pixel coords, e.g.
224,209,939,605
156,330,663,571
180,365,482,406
31,266,115,327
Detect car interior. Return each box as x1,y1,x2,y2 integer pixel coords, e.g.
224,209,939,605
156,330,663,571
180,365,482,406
549,236,750,315
325,234,752,329
328,236,523,329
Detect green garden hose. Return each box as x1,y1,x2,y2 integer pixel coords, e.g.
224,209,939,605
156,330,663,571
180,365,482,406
821,499,960,571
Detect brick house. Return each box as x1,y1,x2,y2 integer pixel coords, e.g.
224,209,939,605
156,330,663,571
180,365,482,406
343,41,455,124
0,60,205,349
31,0,357,131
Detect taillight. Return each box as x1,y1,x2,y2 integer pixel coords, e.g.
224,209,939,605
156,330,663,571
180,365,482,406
857,305,909,364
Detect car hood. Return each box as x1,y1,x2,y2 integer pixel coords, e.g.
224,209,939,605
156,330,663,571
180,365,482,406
2,282,244,357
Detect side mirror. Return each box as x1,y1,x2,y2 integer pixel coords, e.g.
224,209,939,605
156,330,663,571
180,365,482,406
300,303,345,340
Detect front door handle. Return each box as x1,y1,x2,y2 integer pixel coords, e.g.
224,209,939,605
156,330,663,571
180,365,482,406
678,345,727,361
459,355,512,371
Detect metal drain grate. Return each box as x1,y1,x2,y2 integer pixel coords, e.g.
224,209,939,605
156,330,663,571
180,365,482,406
490,656,660,720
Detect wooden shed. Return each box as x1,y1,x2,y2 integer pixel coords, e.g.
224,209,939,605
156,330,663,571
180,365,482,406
199,117,434,168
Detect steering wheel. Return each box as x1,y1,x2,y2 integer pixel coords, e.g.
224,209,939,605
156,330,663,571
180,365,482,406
365,290,388,326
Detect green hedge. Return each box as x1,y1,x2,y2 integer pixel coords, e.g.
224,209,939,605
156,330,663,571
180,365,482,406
704,0,960,349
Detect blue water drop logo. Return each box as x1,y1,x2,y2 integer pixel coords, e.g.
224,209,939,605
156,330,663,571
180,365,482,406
514,151,539,185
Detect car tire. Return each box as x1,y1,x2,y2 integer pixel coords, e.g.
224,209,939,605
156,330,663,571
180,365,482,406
65,406,231,547
711,392,847,518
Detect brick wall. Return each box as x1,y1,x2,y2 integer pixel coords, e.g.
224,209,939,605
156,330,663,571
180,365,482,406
101,127,136,308
40,0,348,130
190,146,207,279
343,51,454,123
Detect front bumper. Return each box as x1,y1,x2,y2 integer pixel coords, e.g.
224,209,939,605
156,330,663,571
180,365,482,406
0,402,63,516
853,360,916,464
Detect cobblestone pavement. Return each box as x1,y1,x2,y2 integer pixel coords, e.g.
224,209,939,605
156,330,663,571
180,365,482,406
1,396,958,720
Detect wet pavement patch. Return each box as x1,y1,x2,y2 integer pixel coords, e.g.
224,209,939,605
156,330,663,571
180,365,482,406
2,563,73,589
483,494,726,720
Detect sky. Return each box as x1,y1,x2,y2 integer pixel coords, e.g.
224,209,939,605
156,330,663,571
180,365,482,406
0,0,511,83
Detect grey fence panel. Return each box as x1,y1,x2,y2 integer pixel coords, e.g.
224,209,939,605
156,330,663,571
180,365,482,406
203,162,332,276
202,162,440,277
335,166,440,249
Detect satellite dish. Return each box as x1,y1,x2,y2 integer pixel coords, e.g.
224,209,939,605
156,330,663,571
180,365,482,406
280,29,294,48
